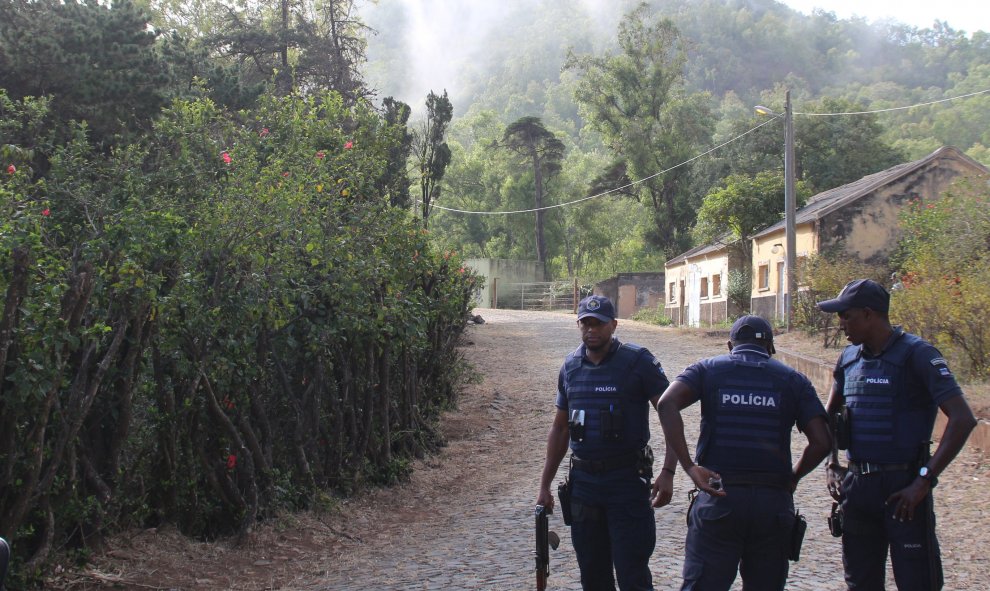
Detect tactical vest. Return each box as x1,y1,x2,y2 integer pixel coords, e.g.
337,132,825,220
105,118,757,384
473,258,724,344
696,351,796,476
840,331,936,463
563,342,652,460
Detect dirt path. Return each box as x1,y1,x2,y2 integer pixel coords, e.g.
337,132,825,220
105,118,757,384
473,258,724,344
69,309,989,590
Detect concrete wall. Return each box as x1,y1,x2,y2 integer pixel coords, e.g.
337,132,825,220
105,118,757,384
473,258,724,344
464,259,544,308
595,273,665,319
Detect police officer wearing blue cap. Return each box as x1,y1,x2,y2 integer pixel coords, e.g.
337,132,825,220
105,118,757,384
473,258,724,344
537,295,677,590
818,279,976,591
658,315,831,591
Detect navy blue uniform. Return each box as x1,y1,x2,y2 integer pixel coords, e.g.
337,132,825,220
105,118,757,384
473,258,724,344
557,338,669,591
834,328,962,590
675,344,826,591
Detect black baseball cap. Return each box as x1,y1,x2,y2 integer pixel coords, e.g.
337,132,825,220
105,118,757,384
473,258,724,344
577,295,616,322
817,279,890,314
729,315,774,341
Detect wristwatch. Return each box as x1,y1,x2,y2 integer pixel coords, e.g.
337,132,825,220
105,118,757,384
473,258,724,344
918,466,938,487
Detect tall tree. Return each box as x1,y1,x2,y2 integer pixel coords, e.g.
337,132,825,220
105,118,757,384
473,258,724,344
0,0,174,146
566,4,714,255
693,170,812,261
498,116,566,280
377,97,414,208
415,90,453,228
207,0,368,99
795,97,905,191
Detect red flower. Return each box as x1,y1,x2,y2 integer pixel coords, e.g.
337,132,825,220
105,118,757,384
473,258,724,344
226,454,237,470
459,267,466,274
259,127,270,138
42,208,50,216
344,141,353,150
316,151,325,160
6,164,14,175
221,151,232,164
282,171,290,178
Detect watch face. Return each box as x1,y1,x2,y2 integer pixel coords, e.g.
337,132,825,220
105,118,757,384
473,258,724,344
919,466,931,478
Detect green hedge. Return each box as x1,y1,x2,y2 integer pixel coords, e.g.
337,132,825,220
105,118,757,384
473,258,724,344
0,90,478,580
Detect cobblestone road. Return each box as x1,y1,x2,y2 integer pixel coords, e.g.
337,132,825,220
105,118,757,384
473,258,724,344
309,309,989,591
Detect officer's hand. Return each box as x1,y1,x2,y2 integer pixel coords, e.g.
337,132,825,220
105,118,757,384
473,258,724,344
651,472,674,508
825,462,848,501
886,479,930,522
536,488,555,513
687,465,727,497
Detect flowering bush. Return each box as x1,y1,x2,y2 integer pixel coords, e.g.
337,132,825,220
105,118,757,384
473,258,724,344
0,90,477,578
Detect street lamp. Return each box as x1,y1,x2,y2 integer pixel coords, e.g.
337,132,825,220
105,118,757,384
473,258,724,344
755,90,796,331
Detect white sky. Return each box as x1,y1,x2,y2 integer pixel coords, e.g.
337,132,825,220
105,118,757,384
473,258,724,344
779,0,990,33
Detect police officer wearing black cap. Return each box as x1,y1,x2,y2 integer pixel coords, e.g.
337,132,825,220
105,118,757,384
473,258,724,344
818,279,977,591
657,315,831,591
537,295,677,591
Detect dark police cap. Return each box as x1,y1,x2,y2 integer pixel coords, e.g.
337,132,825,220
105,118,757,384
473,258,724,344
817,279,890,314
729,315,774,341
577,295,616,322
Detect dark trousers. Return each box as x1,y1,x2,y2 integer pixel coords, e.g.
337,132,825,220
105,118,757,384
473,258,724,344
570,467,655,591
841,471,943,590
681,486,794,591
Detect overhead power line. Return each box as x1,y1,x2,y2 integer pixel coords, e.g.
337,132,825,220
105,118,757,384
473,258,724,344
797,88,990,116
425,87,990,216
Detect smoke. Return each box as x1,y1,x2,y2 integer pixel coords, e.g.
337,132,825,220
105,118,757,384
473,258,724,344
360,0,622,117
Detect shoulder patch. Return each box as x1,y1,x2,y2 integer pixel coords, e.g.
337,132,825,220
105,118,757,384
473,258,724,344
653,358,666,374
930,357,948,367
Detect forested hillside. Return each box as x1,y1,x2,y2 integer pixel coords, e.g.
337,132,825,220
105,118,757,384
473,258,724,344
362,0,990,278
1,0,988,585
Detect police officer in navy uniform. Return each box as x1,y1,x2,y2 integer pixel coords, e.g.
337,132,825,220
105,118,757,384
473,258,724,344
537,295,677,591
657,315,831,591
818,279,977,590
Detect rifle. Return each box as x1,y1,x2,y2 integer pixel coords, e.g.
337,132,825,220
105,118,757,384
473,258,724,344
534,505,560,590
0,536,9,591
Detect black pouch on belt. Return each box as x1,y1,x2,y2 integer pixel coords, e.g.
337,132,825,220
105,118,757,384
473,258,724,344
557,478,573,526
789,510,808,561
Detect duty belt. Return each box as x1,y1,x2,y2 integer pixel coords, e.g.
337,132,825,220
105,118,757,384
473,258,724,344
570,452,639,474
848,461,913,475
719,472,794,490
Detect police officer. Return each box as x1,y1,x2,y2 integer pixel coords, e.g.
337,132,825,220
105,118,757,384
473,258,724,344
818,279,977,590
536,295,677,591
657,315,831,591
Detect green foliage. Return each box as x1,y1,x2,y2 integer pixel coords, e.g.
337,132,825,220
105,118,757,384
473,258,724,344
416,90,453,226
0,89,479,579
0,0,174,146
499,116,566,278
726,268,752,314
891,176,990,378
630,304,673,326
792,253,888,347
795,97,906,192
566,4,715,255
693,170,812,246
205,0,369,99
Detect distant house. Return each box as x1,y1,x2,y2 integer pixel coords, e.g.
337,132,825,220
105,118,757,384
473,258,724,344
594,272,665,319
664,234,746,326
750,146,989,320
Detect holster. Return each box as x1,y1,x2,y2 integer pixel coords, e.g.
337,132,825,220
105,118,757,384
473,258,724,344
557,477,573,526
828,501,843,538
789,510,808,561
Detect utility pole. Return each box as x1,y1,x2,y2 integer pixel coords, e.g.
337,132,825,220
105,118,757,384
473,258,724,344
784,90,796,332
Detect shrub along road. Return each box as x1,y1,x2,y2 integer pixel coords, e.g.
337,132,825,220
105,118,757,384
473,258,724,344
72,309,989,590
